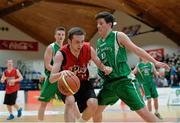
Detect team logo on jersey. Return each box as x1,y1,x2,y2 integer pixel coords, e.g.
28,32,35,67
69,65,88,80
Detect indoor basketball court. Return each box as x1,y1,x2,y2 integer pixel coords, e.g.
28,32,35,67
0,96,180,122
0,0,180,122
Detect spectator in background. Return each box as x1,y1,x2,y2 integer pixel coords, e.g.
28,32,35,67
170,62,177,86
176,60,180,66
155,68,168,87
165,54,170,63
0,59,23,120
174,66,180,86
160,52,179,86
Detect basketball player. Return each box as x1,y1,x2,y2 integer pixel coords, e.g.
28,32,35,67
38,27,65,121
49,27,112,122
133,58,163,119
93,11,169,122
1,59,23,120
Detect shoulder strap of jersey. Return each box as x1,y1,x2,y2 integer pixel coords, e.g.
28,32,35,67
149,62,154,72
50,42,56,55
115,31,124,48
61,51,66,67
50,42,57,62
137,63,145,81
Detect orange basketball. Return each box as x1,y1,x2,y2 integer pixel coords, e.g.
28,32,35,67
58,72,80,96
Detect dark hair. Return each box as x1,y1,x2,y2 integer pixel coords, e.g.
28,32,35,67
68,27,86,40
95,11,115,28
55,26,65,34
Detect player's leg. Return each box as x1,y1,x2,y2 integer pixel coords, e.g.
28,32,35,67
6,105,14,120
64,95,76,122
38,102,48,120
154,97,159,113
136,107,159,122
93,82,118,122
74,103,81,120
118,80,160,122
9,91,22,117
4,92,17,120
151,83,162,119
153,97,162,119
147,98,152,111
142,84,152,111
81,98,97,121
38,79,57,121
78,82,98,121
93,105,107,122
13,104,22,117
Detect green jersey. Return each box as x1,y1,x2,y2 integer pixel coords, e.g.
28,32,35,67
96,31,131,82
39,42,61,102
44,42,60,77
136,62,154,84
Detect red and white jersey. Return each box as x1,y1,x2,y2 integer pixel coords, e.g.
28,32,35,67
60,42,91,81
4,68,20,94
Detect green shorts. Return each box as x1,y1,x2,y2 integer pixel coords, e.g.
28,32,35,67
141,82,158,99
38,77,62,102
97,78,145,111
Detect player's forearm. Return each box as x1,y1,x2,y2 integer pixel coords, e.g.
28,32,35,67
93,58,105,72
45,64,52,72
0,79,4,83
1,75,6,83
91,47,106,72
1,78,4,83
14,76,23,83
97,62,106,72
49,73,61,83
135,47,158,64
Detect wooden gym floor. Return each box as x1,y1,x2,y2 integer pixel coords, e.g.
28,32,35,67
0,101,179,122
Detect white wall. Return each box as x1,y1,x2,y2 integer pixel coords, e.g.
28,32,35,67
0,19,46,74
128,32,178,66
90,10,179,66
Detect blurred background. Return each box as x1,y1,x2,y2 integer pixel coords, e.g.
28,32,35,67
0,0,179,122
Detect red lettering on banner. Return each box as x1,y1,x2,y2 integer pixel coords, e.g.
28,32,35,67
146,48,164,61
0,40,38,51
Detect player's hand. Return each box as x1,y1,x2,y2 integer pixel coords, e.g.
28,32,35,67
155,62,170,70
103,66,112,75
1,76,7,83
60,70,76,77
8,79,15,86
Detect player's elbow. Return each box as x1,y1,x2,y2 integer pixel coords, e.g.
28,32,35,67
49,76,54,84
46,65,52,72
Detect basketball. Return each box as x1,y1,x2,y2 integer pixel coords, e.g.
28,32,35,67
58,72,80,96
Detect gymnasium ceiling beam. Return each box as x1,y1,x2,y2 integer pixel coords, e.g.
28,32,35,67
0,0,41,17
0,0,179,46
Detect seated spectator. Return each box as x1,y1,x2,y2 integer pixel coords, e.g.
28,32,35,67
175,66,180,86
170,62,177,86
156,76,168,87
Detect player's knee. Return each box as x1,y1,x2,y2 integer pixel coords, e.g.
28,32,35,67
87,98,98,110
65,96,75,106
147,98,152,103
40,102,48,109
153,97,158,101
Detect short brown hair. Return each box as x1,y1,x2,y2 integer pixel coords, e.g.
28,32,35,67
68,27,86,40
95,11,115,28
55,26,65,34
